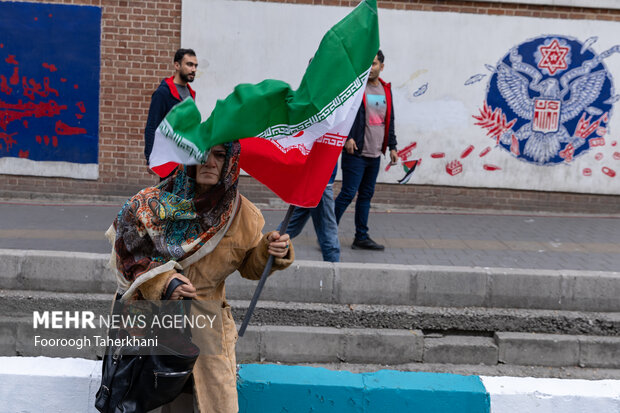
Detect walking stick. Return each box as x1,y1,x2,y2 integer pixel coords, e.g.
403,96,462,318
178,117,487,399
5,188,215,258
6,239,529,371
238,204,295,337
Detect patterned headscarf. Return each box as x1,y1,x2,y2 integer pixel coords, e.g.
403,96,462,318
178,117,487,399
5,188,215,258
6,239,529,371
112,142,241,290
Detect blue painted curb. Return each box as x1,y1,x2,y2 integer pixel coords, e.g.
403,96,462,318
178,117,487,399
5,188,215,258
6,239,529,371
238,364,490,413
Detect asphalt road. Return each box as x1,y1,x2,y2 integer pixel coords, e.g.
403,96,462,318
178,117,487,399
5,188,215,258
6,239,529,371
1,198,618,271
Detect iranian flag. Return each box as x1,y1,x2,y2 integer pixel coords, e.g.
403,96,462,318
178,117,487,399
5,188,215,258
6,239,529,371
149,0,379,207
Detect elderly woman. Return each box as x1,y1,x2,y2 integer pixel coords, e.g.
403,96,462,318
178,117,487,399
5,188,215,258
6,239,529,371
108,141,293,412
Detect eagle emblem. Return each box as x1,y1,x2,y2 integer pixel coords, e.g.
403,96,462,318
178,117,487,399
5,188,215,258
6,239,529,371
478,36,614,165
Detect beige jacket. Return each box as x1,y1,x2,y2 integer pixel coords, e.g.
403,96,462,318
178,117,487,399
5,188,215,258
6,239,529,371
139,195,294,413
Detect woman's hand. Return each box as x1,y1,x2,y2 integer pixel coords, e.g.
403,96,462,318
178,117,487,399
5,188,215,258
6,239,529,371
164,273,197,300
267,231,291,258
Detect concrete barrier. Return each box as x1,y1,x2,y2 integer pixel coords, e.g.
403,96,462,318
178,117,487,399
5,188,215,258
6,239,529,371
481,376,620,413
1,357,619,413
237,364,490,413
0,357,101,413
1,249,620,311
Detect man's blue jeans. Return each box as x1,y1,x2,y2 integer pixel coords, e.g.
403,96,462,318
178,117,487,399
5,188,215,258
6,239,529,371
334,152,381,241
281,184,340,262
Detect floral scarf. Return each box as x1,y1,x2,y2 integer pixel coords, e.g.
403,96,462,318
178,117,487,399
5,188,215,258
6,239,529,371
110,142,241,298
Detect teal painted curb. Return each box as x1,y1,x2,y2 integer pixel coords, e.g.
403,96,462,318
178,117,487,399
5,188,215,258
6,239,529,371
237,364,490,413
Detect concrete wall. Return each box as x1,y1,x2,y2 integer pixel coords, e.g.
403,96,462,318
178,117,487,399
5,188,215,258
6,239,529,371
184,0,620,196
0,0,183,196
0,2,100,180
0,0,619,212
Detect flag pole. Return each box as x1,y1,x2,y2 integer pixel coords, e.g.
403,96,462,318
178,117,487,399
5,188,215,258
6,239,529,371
238,204,296,337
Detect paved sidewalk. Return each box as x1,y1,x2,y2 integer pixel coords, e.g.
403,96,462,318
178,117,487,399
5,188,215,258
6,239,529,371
0,198,618,271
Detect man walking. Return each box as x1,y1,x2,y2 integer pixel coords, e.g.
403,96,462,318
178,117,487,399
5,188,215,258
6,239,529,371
144,48,197,167
280,164,340,262
334,50,398,250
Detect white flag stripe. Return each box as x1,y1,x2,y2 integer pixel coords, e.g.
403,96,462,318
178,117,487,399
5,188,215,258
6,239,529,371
149,128,197,169
255,70,369,155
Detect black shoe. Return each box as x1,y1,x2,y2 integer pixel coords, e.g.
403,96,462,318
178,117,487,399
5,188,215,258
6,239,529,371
352,237,385,251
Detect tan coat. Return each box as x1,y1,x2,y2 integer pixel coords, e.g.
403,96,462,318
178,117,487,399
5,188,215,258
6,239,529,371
139,195,294,413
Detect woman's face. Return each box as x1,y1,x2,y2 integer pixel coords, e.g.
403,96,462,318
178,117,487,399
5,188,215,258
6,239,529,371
196,145,226,190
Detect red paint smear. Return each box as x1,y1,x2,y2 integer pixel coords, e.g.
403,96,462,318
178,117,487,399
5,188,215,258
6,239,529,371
483,164,501,171
612,141,618,147
0,75,12,95
75,114,83,120
602,167,616,178
42,63,57,72
52,135,58,147
431,152,445,159
5,55,18,65
510,134,520,155
36,135,42,144
9,68,19,85
0,131,18,151
479,147,491,157
595,152,604,161
60,78,67,83
0,44,3,48
73,84,79,89
614,152,620,160
55,120,86,135
18,149,29,158
0,100,67,130
76,101,86,113
583,168,592,177
34,17,38,21
22,76,58,100
43,135,50,145
293,131,304,138
22,120,28,128
460,145,474,159
48,14,52,18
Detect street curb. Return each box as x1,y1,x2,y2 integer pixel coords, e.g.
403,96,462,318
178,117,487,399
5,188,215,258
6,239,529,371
237,364,489,413
1,249,619,311
2,357,619,412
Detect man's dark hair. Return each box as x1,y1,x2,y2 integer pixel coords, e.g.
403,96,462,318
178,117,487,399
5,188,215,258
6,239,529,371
174,48,196,63
377,49,384,63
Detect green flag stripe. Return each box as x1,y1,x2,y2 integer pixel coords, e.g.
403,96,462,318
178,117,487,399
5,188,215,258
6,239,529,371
158,116,207,163
256,69,369,139
158,0,378,157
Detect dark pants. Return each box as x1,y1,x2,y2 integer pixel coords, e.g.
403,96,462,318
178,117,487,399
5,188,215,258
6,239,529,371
280,184,340,262
334,152,381,241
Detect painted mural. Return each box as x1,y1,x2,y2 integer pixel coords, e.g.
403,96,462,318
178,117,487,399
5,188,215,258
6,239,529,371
185,1,620,195
0,2,100,179
475,36,616,173
378,34,620,187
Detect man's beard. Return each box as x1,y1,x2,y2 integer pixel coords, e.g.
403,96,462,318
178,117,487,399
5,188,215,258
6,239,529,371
180,72,194,83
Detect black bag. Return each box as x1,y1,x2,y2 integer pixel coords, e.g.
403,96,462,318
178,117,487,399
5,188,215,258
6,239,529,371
95,278,200,413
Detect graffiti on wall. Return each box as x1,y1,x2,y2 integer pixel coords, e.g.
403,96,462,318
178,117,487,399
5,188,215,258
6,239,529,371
0,2,100,178
183,1,620,194
477,36,616,175
391,35,619,185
